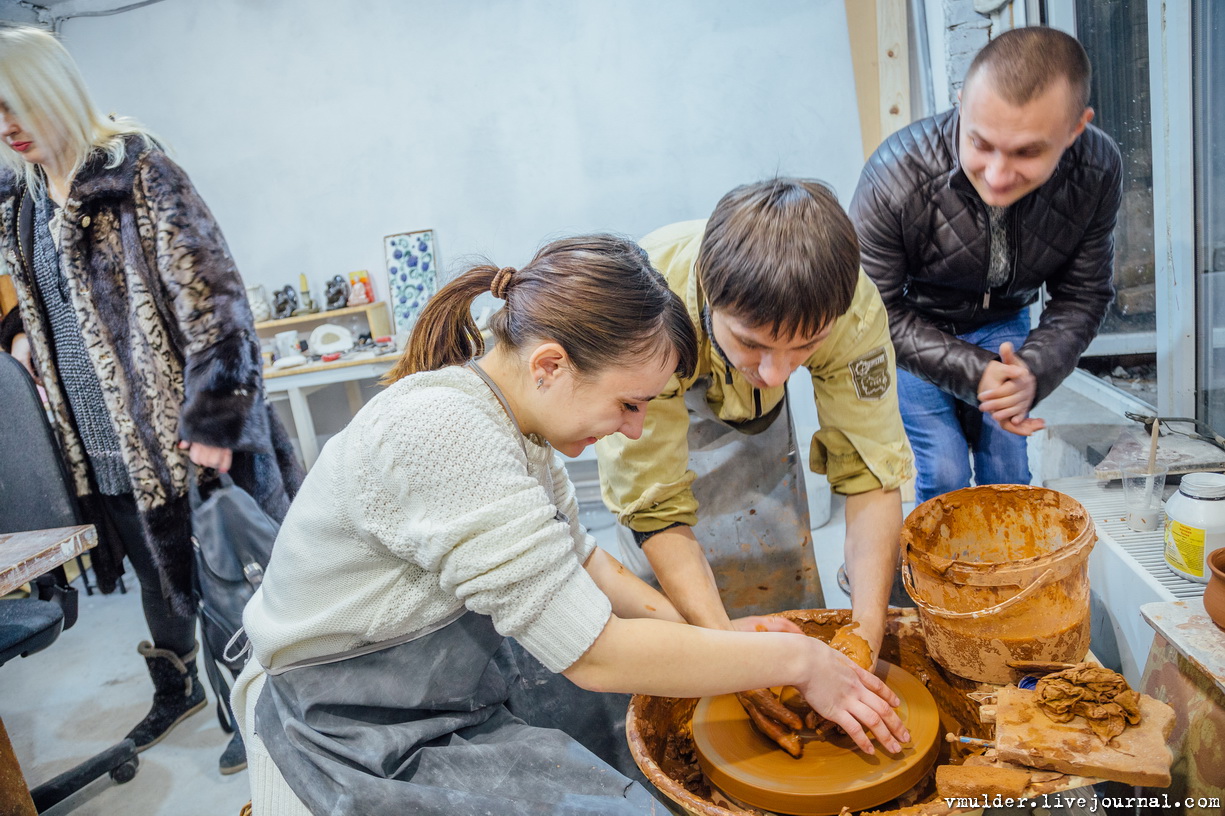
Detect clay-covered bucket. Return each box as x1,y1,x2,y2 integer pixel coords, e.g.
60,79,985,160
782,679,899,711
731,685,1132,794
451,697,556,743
901,485,1096,684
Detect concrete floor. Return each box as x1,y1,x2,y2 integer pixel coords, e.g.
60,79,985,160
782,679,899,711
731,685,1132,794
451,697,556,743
1,380,1121,815
3,577,251,816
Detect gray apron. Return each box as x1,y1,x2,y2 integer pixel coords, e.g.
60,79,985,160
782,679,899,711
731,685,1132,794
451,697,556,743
615,376,825,617
504,640,649,790
255,610,665,815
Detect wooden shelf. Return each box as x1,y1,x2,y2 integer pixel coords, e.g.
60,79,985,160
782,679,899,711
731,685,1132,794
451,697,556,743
254,302,388,332
262,352,398,380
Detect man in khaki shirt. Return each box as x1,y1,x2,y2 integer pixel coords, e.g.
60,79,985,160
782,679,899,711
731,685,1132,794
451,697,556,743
597,179,913,675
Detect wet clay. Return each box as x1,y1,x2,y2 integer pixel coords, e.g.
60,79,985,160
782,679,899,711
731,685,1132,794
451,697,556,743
993,684,1176,787
750,624,873,755
627,609,1000,816
691,661,941,815
902,486,1096,684
828,622,873,670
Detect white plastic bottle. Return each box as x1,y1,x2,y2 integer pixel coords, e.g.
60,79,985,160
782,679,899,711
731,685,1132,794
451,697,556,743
1163,472,1225,583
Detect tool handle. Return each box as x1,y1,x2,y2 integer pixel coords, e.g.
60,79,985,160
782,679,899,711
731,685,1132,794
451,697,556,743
902,562,1056,620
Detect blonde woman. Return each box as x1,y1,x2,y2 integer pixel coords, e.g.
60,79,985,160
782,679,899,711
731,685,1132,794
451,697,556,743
233,237,909,814
0,25,301,774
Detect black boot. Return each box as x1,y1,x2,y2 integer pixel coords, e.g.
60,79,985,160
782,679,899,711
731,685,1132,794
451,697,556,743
219,729,246,775
124,641,207,752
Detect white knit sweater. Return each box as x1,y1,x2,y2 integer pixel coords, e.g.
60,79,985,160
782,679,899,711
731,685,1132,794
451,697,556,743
232,366,613,814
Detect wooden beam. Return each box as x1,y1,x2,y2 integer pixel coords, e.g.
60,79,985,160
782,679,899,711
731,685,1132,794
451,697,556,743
845,0,881,160
877,0,911,143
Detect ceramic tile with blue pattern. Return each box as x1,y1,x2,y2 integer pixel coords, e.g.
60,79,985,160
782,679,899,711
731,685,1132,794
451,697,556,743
383,228,438,334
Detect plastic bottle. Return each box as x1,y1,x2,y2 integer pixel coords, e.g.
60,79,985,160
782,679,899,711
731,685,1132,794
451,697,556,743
1163,472,1225,583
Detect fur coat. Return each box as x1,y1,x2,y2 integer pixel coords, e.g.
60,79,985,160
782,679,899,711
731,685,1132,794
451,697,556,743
0,137,302,614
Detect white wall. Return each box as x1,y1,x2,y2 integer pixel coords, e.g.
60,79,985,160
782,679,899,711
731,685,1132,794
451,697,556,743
39,0,864,453
58,0,864,299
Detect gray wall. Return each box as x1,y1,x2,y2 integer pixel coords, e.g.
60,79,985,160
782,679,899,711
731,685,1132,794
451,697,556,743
53,0,863,298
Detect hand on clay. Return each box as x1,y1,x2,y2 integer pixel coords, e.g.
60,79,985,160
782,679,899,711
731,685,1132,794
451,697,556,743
738,624,900,758
731,614,804,635
776,625,877,743
829,622,874,670
792,641,909,756
736,688,805,757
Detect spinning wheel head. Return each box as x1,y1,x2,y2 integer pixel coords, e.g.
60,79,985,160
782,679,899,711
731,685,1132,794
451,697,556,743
690,661,941,815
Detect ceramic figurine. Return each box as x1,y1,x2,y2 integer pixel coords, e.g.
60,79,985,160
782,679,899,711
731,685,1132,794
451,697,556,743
246,283,272,323
273,285,298,320
325,275,350,311
294,273,320,316
347,271,372,306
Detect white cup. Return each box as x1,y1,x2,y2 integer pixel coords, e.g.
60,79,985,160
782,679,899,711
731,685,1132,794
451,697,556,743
1122,464,1168,532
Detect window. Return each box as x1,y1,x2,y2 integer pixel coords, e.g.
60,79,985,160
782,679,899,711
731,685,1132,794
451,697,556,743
1195,1,1225,430
1071,0,1157,406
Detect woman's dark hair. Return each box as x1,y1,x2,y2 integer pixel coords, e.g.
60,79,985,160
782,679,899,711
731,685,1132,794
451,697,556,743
383,234,698,384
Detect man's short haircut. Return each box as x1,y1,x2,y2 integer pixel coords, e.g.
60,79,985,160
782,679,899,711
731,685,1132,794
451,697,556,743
697,178,859,338
964,26,1091,122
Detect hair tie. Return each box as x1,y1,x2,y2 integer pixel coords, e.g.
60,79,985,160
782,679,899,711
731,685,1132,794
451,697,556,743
490,266,517,301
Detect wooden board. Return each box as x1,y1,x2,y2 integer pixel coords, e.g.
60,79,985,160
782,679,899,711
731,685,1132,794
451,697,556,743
1094,425,1225,480
0,526,96,596
262,350,397,380
994,685,1176,787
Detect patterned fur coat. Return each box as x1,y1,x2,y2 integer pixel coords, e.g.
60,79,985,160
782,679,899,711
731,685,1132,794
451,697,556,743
0,137,302,614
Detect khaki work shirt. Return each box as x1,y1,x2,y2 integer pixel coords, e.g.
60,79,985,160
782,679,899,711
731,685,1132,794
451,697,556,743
596,219,914,536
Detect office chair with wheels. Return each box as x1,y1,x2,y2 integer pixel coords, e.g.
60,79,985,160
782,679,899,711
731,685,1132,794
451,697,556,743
0,352,139,810
0,598,139,809
0,351,120,596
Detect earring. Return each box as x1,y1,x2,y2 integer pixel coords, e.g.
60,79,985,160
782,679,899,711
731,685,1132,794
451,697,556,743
536,377,544,389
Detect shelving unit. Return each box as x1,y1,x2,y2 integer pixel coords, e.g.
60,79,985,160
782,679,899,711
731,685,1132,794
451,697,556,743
255,301,395,469
254,301,392,338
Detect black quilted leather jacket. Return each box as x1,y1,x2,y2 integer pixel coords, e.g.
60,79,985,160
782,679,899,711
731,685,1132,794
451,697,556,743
849,108,1121,407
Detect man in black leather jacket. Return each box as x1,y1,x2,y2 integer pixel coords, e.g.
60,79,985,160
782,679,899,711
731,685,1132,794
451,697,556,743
849,26,1120,502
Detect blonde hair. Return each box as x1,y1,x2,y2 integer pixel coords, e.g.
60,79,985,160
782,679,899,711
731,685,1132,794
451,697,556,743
0,25,154,192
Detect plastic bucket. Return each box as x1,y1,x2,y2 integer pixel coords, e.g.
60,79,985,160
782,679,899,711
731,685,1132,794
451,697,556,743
901,485,1096,683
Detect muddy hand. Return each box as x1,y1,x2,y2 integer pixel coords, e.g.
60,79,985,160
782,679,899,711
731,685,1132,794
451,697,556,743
829,623,873,670
736,689,804,757
798,645,909,755
780,685,822,730
732,614,804,635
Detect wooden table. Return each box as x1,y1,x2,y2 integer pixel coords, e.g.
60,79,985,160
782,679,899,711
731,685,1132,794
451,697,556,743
262,354,396,469
1,525,97,816
0,526,96,597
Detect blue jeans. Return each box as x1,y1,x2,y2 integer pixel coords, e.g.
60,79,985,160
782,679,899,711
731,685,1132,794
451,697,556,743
898,311,1033,503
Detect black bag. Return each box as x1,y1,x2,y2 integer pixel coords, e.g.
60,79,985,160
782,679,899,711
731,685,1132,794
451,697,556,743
190,470,280,732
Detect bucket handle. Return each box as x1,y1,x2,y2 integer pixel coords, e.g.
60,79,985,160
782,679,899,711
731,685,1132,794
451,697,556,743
902,562,1057,620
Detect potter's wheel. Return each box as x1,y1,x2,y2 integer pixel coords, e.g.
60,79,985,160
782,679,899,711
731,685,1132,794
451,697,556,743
690,661,940,816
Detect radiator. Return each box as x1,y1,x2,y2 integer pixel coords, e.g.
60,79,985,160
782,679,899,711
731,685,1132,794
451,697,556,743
1048,476,1207,687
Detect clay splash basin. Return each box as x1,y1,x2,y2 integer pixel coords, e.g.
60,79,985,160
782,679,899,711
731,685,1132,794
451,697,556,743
627,608,1007,816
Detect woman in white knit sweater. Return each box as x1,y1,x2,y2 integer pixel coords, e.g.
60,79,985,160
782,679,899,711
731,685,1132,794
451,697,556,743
232,235,909,815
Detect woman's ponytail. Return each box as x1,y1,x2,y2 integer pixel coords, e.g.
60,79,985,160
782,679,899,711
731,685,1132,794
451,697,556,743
382,234,698,388
381,265,497,384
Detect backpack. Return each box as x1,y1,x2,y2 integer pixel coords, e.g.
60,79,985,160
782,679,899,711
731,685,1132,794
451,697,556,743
189,471,280,733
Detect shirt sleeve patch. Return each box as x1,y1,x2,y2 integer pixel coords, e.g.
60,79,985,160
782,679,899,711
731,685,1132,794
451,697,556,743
849,346,891,401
